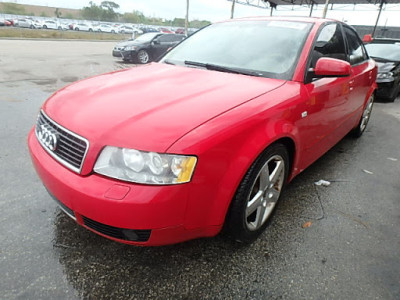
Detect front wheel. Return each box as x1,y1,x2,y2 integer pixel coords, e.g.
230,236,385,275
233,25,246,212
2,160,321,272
136,49,150,64
225,143,289,243
351,94,374,138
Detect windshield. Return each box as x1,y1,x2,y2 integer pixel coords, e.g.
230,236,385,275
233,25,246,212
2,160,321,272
134,32,160,42
365,43,400,61
161,20,312,80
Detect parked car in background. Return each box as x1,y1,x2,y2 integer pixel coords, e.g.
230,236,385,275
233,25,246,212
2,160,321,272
16,18,34,28
41,20,58,29
140,26,159,33
28,17,376,246
95,24,116,33
57,22,69,30
118,25,142,35
365,38,400,102
0,18,12,26
119,33,185,64
159,27,174,33
73,23,93,32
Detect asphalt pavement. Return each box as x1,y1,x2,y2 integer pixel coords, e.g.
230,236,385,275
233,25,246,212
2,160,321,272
0,40,399,300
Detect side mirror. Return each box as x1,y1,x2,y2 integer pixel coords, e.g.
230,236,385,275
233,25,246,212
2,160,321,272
314,57,351,78
152,39,160,45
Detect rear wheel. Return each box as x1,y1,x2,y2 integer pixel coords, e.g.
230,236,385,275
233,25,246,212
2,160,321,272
352,94,374,138
43,25,47,29
137,49,150,64
225,143,289,243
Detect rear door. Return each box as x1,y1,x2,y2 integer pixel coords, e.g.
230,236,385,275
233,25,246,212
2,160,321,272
342,25,375,113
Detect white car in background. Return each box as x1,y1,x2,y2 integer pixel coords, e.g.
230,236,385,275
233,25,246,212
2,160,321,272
16,18,34,28
42,20,58,30
118,25,143,35
94,24,116,33
73,23,93,32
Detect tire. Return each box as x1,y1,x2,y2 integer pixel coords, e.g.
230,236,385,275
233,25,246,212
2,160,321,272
111,30,115,34
58,26,62,30
75,28,79,31
351,94,374,138
225,143,289,243
89,28,93,32
30,25,34,29
136,49,150,64
43,25,47,29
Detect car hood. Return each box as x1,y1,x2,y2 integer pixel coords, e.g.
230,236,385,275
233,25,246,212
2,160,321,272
375,61,398,73
43,63,285,153
115,40,133,48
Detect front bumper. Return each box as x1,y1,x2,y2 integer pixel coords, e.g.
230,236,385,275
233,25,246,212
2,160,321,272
120,50,136,61
112,50,122,57
28,129,220,245
376,81,396,99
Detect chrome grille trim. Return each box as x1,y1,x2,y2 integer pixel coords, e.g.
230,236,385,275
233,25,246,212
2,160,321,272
35,110,89,174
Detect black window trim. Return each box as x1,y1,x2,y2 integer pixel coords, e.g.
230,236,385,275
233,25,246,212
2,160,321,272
342,24,369,66
304,21,347,84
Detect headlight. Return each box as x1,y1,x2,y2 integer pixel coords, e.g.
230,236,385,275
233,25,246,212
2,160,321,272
94,146,197,185
377,72,393,80
124,46,136,51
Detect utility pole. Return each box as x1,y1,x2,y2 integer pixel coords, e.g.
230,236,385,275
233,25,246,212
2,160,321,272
185,0,189,36
231,0,236,19
322,0,330,18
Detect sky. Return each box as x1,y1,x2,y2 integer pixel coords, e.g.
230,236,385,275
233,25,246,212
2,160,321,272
2,0,400,26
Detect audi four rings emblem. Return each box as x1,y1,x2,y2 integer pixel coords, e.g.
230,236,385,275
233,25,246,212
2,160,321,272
37,124,58,151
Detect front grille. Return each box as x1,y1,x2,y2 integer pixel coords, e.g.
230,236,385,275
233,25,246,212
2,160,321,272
36,110,89,173
82,216,151,242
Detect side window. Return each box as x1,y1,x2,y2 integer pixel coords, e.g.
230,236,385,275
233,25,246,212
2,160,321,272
343,26,368,65
157,35,171,43
310,23,347,68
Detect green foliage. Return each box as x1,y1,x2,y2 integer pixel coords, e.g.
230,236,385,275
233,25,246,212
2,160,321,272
1,3,26,14
121,10,145,24
40,12,48,17
171,18,185,27
64,13,74,19
81,1,119,22
190,20,211,29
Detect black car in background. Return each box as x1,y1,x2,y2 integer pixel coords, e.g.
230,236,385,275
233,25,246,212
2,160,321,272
116,33,185,64
365,38,400,102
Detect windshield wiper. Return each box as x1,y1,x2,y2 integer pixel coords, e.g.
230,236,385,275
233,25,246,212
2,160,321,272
163,59,176,65
184,60,263,77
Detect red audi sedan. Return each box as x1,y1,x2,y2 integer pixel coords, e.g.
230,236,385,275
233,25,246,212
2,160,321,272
28,17,377,246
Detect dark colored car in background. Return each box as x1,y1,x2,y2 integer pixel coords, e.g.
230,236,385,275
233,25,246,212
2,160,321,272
118,32,185,64
365,38,400,102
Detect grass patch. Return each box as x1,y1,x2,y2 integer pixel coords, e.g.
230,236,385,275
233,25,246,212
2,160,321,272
0,27,131,40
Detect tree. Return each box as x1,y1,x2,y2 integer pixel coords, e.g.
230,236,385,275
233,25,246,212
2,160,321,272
81,1,103,21
55,8,62,18
100,1,120,21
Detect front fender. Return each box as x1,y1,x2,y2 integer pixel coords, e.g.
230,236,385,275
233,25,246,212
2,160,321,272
168,88,303,230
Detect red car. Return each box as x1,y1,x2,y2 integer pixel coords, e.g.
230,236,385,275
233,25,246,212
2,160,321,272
28,17,376,246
